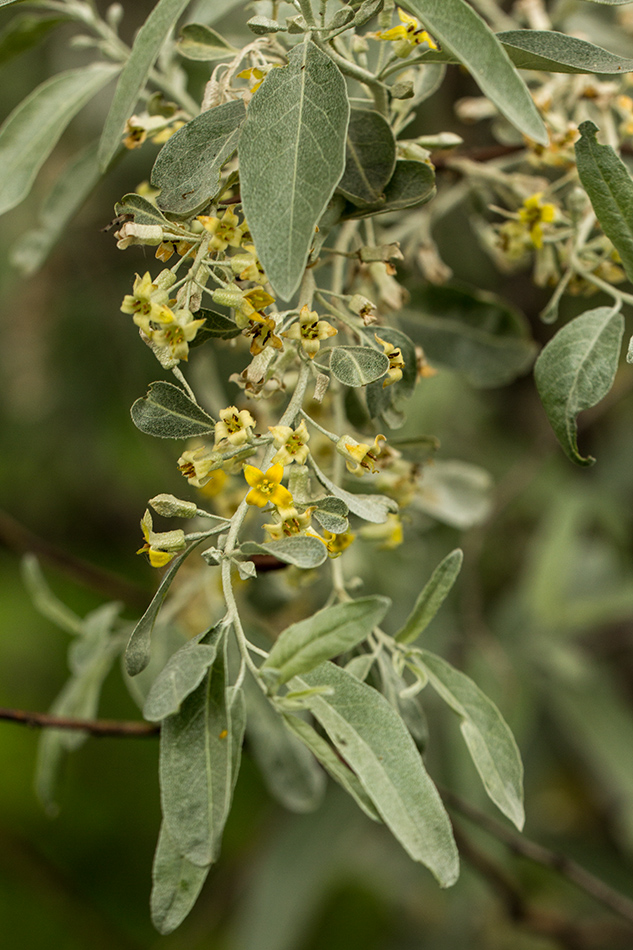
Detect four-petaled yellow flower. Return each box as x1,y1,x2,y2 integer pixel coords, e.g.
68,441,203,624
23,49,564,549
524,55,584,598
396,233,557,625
263,505,315,541
518,193,556,249
177,445,221,487
197,209,248,252
375,334,405,387
336,434,386,475
268,420,311,466
215,406,256,447
243,464,293,509
282,305,337,359
120,271,172,332
375,8,438,58
245,313,284,355
136,509,186,567
151,308,206,361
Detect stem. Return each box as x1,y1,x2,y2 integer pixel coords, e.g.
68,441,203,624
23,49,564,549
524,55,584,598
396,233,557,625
313,36,389,115
0,707,158,737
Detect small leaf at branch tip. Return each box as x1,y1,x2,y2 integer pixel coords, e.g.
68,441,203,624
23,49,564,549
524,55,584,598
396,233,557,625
627,336,633,364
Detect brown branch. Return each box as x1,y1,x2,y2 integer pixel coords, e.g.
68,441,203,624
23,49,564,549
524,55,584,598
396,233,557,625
0,707,158,737
444,788,633,927
0,509,149,611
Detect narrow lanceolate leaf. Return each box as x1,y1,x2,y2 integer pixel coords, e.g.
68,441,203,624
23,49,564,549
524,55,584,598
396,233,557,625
310,459,398,524
151,100,246,214
283,713,382,822
98,0,193,171
497,31,633,75
159,651,246,866
125,538,209,676
262,596,391,685
131,381,215,439
534,307,624,466
575,121,633,283
240,536,328,569
396,550,463,644
401,0,547,144
151,822,210,935
244,675,326,813
337,109,396,207
11,140,101,276
299,662,459,886
412,650,524,830
0,63,118,216
239,40,350,300
115,193,174,227
143,625,225,722
176,22,238,61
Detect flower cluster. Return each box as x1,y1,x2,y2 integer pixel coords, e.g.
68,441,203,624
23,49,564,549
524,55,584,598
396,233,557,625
121,272,205,362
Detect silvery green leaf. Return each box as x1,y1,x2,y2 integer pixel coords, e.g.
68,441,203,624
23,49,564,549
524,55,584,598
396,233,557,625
414,460,493,529
247,15,284,34
115,192,174,227
354,0,384,27
176,22,238,59
11,140,101,276
151,100,245,214
262,596,391,685
189,310,241,344
412,649,524,829
310,459,398,524
240,536,328,569
337,109,396,207
143,624,225,722
21,554,82,635
131,381,216,439
283,714,382,821
99,0,193,171
365,326,417,427
125,537,209,676
123,624,186,710
575,121,633,283
298,662,459,885
239,40,350,300
497,30,633,74
344,160,435,218
244,674,326,812
313,509,349,534
401,285,537,388
0,63,118,216
151,822,210,935
534,307,624,466
376,653,428,752
396,549,463,644
401,0,547,144
160,649,246,866
327,346,389,387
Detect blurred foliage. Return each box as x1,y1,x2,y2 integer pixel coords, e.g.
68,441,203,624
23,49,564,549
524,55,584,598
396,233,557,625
2,1,633,949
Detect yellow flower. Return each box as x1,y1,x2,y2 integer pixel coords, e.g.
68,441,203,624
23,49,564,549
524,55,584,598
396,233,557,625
336,434,386,476
150,309,206,361
268,420,311,466
321,529,356,558
199,469,228,498
262,505,315,541
245,314,284,355
197,209,248,251
243,464,294,509
238,65,274,94
518,193,556,249
212,285,275,321
136,510,186,567
120,272,173,332
375,334,405,387
282,305,337,359
231,244,267,284
214,406,256,447
177,445,222,487
375,8,437,58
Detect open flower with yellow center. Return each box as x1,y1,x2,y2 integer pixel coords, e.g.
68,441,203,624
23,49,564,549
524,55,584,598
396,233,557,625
214,406,255,447
243,464,293,510
150,309,206,361
336,434,386,476
518,193,556,249
177,445,222,487
375,8,437,58
121,272,173,332
231,244,267,284
320,529,356,558
262,505,315,541
245,313,284,355
197,209,248,251
282,305,337,359
375,334,405,387
269,420,310,466
136,509,186,567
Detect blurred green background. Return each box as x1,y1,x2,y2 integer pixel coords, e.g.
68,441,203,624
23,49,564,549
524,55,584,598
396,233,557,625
2,2,633,948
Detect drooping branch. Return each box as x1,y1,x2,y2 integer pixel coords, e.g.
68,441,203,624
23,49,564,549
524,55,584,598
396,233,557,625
0,707,158,737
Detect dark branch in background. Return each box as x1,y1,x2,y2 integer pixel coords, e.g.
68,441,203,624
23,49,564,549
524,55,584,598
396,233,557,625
0,708,158,737
0,509,149,611
443,788,633,927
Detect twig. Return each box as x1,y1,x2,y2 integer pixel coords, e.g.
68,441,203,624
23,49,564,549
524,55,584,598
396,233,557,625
444,788,633,926
0,708,158,737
